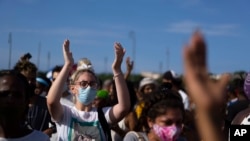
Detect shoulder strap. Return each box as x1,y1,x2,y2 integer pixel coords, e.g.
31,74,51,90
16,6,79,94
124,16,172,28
97,107,112,141
130,131,146,141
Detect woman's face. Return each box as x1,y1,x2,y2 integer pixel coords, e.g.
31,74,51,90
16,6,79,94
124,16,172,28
147,108,183,141
143,84,156,94
74,72,97,91
148,108,183,129
71,72,98,106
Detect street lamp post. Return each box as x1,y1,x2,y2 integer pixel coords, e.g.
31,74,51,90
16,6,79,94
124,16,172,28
166,47,170,70
47,51,50,70
129,31,136,74
8,32,12,69
37,42,41,70
104,56,108,74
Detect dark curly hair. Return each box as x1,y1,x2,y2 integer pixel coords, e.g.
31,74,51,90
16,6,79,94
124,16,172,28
135,89,185,133
13,60,37,74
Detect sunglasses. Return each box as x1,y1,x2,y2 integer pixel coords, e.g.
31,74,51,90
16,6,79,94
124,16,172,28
75,80,98,89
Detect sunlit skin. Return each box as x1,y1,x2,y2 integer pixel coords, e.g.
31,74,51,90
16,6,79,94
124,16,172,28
70,71,97,111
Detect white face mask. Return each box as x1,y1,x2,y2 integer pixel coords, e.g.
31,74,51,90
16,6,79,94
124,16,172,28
77,86,97,105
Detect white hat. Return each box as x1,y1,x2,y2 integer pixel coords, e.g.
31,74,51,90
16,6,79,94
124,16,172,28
139,77,157,91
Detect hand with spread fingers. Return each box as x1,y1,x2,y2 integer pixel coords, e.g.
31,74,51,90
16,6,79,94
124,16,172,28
183,31,230,141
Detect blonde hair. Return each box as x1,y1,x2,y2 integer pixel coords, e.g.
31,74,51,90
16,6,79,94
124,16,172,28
70,58,96,84
76,58,94,72
69,61,97,104
69,69,98,104
70,69,97,85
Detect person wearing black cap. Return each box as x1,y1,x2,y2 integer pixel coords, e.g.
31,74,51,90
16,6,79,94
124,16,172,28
161,70,190,110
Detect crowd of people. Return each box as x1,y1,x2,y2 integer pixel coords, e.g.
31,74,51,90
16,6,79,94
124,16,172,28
0,30,250,141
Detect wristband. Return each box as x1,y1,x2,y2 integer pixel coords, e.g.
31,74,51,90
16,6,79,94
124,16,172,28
113,73,122,79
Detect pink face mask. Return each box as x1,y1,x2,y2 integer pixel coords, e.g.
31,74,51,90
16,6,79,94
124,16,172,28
153,124,181,141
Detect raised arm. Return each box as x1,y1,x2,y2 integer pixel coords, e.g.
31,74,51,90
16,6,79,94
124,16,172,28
183,31,230,141
47,39,74,122
109,42,130,123
124,57,134,80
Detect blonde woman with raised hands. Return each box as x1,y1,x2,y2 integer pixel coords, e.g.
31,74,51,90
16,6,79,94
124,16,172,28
47,39,130,141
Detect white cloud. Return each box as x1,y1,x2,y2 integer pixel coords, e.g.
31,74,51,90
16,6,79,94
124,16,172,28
165,20,239,36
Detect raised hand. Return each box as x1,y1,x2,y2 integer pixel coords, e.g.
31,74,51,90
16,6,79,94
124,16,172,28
62,39,74,67
183,31,230,111
110,42,130,124
112,42,125,73
183,31,230,141
126,57,134,72
124,56,134,80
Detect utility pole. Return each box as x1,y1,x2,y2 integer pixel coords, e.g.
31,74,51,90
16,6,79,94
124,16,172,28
8,32,12,69
47,51,50,70
37,42,41,70
104,57,108,74
159,61,163,74
166,47,170,70
129,31,136,74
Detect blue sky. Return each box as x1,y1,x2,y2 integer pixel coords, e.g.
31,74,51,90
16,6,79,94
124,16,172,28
1,0,250,75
